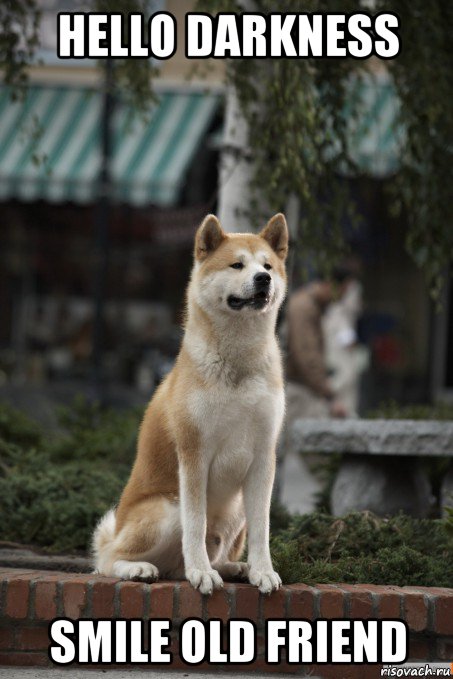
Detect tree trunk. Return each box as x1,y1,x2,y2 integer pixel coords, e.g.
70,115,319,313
217,85,256,233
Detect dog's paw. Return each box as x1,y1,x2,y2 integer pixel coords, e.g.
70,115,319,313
113,560,159,582
248,567,282,594
217,561,249,581
186,568,223,595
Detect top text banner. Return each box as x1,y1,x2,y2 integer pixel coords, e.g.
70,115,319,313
57,12,401,60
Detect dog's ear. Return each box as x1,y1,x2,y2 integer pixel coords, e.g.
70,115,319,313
259,213,289,260
195,214,226,261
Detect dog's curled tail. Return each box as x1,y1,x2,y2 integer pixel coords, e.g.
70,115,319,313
91,508,116,574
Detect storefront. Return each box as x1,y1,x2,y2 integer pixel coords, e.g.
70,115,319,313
0,83,222,388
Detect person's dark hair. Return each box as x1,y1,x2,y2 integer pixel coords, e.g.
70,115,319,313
331,265,355,285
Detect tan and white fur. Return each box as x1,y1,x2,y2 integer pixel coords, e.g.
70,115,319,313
93,213,289,595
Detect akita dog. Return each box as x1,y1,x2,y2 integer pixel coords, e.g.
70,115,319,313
93,213,288,594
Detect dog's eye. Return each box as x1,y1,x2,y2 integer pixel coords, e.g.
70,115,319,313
230,262,244,270
264,263,272,271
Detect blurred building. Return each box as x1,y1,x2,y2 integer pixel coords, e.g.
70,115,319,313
334,66,450,406
0,2,451,407
0,0,226,395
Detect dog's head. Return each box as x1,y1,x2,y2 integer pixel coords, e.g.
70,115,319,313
191,213,288,317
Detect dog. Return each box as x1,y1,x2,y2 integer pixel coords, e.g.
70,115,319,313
92,212,288,595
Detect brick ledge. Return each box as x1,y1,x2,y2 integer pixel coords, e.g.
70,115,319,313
0,567,452,676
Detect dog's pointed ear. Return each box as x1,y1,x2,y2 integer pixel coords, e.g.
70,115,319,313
259,213,289,260
195,214,226,261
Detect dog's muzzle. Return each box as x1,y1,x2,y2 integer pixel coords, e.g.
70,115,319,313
227,273,272,310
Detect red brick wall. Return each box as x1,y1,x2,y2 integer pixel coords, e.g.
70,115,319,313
0,567,452,677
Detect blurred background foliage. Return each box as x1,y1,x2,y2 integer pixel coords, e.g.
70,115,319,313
198,0,453,294
0,0,40,91
1,0,157,110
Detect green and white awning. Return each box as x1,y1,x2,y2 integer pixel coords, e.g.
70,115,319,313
0,85,220,206
0,75,402,205
346,72,404,177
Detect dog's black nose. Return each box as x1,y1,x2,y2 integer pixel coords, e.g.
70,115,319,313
254,272,271,288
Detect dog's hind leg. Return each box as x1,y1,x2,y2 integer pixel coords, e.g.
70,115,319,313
93,496,182,581
216,525,249,580
228,524,247,562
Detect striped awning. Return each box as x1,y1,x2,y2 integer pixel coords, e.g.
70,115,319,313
0,85,220,206
210,72,402,178
345,72,404,177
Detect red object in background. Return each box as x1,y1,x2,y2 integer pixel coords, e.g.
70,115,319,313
373,333,404,369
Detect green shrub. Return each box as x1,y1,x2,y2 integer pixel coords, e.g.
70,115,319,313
367,400,453,421
0,399,140,552
0,402,43,448
270,511,453,587
49,396,140,464
0,443,125,552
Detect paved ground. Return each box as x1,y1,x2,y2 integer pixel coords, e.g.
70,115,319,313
3,666,452,678
0,670,294,678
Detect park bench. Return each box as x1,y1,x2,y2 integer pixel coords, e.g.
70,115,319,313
291,419,453,517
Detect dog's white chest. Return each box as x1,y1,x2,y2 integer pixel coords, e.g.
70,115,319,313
189,375,279,439
188,377,284,503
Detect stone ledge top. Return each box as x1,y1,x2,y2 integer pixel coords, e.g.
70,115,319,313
291,418,453,456
0,567,452,630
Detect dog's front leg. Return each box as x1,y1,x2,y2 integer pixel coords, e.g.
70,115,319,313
243,448,282,594
179,460,223,595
